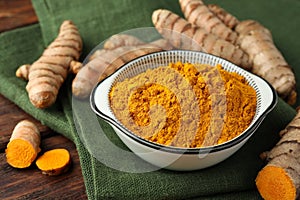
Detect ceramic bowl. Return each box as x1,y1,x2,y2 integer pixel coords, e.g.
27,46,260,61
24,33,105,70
90,50,277,171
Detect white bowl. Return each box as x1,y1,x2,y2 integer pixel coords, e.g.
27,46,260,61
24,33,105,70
90,50,277,171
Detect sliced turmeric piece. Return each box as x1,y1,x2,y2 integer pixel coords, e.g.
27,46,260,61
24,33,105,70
5,120,41,168
256,109,300,200
256,165,297,200
36,148,71,176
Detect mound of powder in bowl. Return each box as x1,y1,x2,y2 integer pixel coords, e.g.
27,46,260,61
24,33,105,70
109,61,257,148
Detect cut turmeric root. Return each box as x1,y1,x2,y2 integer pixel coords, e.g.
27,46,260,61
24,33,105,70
17,20,83,108
256,109,300,200
256,166,297,200
5,120,41,168
36,148,71,176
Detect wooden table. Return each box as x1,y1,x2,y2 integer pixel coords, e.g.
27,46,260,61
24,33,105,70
0,0,88,199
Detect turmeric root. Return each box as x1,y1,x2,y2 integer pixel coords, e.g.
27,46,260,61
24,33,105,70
36,148,71,176
236,20,297,105
256,109,300,200
88,34,173,61
152,9,252,70
176,0,297,105
179,0,238,43
148,38,174,50
103,34,145,50
18,20,82,108
5,120,41,168
207,4,240,29
16,61,82,81
102,34,173,51
72,38,172,98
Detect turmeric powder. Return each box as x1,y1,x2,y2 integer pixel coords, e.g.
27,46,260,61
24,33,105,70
5,120,41,168
36,148,71,176
109,62,256,148
152,1,297,105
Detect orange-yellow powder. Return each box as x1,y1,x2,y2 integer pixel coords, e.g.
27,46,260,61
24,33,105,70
109,62,256,148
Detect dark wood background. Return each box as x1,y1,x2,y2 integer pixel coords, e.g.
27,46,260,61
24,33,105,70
0,0,88,199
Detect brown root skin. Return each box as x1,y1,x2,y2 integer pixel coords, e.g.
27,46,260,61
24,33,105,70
152,9,252,70
21,20,82,108
235,20,297,105
103,34,145,50
259,151,269,161
5,120,41,168
72,38,172,99
16,60,82,82
179,0,238,43
256,110,300,199
89,37,174,61
36,148,71,176
207,4,240,29
148,38,174,50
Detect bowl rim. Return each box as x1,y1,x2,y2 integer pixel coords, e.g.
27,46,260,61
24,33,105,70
90,50,278,154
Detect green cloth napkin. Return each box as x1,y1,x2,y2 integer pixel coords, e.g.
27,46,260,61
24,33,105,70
0,0,299,199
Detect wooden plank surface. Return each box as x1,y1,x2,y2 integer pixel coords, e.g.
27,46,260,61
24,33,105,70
0,0,88,199
0,0,38,32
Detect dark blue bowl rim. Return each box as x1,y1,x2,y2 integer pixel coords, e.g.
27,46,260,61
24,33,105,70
90,50,278,155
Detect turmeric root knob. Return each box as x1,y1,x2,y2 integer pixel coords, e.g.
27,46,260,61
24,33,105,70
16,64,30,80
5,120,41,168
36,148,71,176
